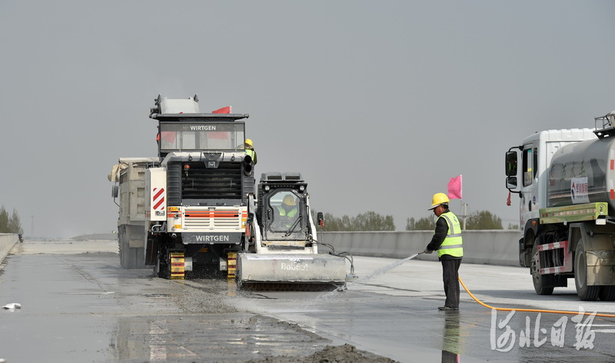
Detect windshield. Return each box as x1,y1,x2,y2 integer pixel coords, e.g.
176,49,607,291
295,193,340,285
159,122,245,152
266,190,306,239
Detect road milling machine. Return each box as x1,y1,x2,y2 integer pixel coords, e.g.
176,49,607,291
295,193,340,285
109,95,349,290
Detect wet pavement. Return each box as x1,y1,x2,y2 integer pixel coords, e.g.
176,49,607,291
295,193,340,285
1,240,615,362
235,256,615,362
0,241,336,362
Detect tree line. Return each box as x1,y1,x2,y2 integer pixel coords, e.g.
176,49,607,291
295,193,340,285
319,211,396,231
0,206,23,234
317,210,518,231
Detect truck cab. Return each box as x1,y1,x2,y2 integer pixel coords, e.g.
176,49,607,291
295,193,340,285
505,129,596,267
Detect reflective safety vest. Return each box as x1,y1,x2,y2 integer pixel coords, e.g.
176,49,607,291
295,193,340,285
277,207,298,228
246,149,257,163
437,211,463,258
279,207,297,218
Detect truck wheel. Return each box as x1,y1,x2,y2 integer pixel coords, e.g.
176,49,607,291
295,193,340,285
155,250,170,279
575,242,599,301
599,286,615,301
530,242,554,295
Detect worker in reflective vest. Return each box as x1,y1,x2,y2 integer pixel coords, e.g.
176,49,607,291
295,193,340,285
424,192,463,311
245,139,258,164
276,194,299,229
279,195,298,217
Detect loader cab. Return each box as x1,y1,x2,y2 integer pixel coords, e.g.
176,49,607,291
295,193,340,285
258,173,311,241
267,191,306,237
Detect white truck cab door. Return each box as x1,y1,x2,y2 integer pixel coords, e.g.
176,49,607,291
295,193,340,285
520,143,539,226
505,148,522,193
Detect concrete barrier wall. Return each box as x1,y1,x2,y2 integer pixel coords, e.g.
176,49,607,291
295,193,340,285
0,230,521,266
319,230,522,267
0,233,18,264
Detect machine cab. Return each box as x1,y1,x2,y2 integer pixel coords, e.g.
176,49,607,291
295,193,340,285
149,94,250,159
258,173,314,243
157,120,246,158
265,190,307,239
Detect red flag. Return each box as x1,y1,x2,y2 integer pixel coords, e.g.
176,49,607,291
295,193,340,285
212,106,232,114
448,175,462,199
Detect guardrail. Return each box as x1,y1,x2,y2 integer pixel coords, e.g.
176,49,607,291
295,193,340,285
0,233,19,264
319,230,521,266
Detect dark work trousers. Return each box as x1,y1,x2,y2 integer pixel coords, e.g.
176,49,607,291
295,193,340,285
441,258,462,308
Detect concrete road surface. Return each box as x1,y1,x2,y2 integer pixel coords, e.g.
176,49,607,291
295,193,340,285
1,240,615,362
237,255,615,362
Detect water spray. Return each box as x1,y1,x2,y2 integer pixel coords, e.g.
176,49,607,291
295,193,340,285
350,251,426,285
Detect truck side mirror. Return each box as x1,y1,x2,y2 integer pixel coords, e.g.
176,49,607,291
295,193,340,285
505,151,518,177
317,212,325,228
111,185,119,198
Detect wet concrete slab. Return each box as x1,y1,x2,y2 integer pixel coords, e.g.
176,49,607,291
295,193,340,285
2,241,615,362
0,241,344,362
231,256,615,362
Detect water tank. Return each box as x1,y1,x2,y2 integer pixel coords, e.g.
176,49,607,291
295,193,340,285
548,136,615,212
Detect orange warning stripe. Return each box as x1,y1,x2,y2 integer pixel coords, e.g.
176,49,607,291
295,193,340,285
185,211,246,218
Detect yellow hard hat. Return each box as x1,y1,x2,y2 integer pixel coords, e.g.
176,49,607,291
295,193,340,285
283,194,296,206
245,139,253,147
428,193,449,210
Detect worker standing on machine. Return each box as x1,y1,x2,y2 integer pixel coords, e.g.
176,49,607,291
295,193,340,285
423,193,463,311
245,139,258,164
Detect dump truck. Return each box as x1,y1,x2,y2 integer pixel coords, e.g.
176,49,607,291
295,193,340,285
109,95,349,289
505,110,615,300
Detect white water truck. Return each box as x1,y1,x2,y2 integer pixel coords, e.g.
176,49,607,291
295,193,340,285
505,110,615,300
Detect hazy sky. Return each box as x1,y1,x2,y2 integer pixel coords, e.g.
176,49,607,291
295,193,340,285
1,1,614,238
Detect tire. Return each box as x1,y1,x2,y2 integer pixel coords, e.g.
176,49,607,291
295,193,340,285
575,242,599,301
599,286,615,301
155,249,170,279
530,241,554,295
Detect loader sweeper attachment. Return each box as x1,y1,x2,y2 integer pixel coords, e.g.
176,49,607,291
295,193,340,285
237,172,350,291
237,253,347,291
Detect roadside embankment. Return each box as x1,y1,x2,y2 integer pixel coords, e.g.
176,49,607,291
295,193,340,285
0,233,19,263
